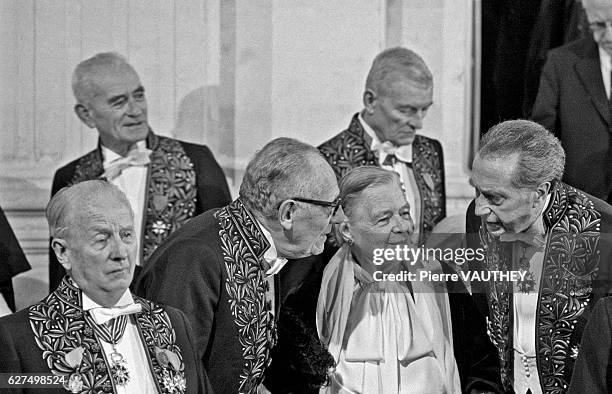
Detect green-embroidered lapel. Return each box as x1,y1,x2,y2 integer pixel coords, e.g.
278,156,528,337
214,199,276,394
134,296,187,393
69,131,197,266
29,276,188,393
481,182,602,393
29,276,117,393
536,182,600,392
318,113,445,243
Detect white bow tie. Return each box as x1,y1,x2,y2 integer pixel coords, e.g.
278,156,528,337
376,141,412,165
102,147,152,180
88,303,142,325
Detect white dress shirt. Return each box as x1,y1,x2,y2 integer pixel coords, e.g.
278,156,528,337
82,290,157,394
511,194,551,394
358,114,421,234
102,141,148,266
599,46,611,100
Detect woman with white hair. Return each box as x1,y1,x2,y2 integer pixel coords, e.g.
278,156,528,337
317,166,460,393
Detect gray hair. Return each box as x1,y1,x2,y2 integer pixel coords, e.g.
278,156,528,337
46,180,133,239
239,137,325,220
365,47,433,96
478,119,565,189
72,52,136,105
582,0,608,11
331,166,401,246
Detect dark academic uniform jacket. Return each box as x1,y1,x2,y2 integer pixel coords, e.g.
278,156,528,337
135,199,281,394
466,181,612,393
49,131,231,291
318,113,446,244
0,276,208,393
532,37,612,201
568,296,612,394
0,205,30,311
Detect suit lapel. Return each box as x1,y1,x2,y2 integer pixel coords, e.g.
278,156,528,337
215,200,276,393
574,41,610,126
134,296,187,393
29,276,114,393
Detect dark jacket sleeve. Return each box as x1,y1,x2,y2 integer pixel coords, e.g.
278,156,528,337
137,239,222,369
568,297,612,394
531,49,561,135
0,206,30,312
182,142,232,213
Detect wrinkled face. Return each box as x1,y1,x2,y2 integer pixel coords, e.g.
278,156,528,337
366,76,433,146
61,199,137,301
470,154,540,236
287,160,342,259
347,181,414,268
585,0,612,56
80,66,149,153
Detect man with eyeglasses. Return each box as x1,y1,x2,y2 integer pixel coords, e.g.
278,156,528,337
532,0,612,203
135,138,342,394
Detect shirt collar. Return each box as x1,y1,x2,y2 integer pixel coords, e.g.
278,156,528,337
358,112,413,163
101,140,147,167
256,219,289,276
81,288,135,311
599,45,611,72
524,192,553,237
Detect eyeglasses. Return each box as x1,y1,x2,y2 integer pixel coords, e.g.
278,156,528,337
289,196,343,216
589,20,612,32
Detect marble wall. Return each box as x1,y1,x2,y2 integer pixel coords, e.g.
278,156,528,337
0,0,477,309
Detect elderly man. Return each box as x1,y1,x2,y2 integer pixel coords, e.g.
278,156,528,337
135,138,342,394
0,180,206,393
49,52,231,291
319,47,445,244
532,0,612,203
466,119,612,394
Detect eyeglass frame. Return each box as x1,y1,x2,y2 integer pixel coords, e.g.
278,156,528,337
284,196,343,217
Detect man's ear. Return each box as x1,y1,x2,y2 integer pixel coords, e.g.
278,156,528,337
51,238,72,272
277,200,296,231
362,89,377,114
74,104,96,129
534,181,551,205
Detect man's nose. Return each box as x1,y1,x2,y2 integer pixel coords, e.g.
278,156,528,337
408,110,426,130
393,215,414,234
474,194,490,217
126,97,143,116
109,236,129,261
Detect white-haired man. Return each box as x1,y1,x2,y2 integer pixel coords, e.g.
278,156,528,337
136,138,342,394
319,47,445,244
49,52,231,291
0,180,208,393
467,119,612,393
